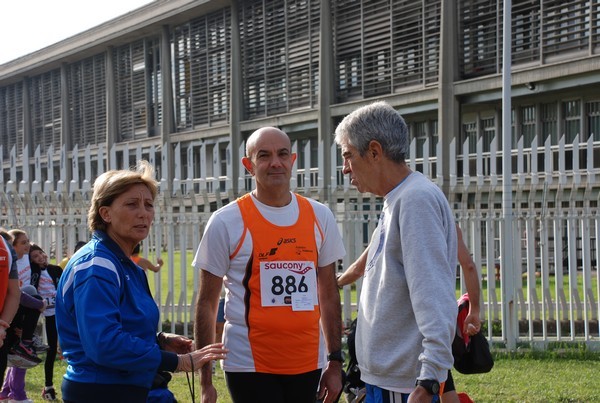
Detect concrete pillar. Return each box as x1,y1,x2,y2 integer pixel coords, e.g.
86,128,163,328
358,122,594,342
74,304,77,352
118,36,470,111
22,77,32,185
60,62,73,185
438,0,459,197
230,1,243,196
105,47,117,169
161,25,175,183
318,0,334,201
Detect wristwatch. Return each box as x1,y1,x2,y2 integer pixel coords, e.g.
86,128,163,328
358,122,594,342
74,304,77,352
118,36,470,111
415,379,440,395
327,350,345,363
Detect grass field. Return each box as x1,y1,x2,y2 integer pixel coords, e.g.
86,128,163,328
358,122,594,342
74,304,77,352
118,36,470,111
22,349,600,402
43,251,599,401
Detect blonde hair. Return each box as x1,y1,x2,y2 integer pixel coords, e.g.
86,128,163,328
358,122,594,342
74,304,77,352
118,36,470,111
7,229,27,247
88,160,158,233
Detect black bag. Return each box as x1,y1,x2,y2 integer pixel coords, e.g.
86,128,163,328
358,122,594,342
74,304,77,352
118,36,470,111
345,318,365,390
452,294,494,375
452,326,494,374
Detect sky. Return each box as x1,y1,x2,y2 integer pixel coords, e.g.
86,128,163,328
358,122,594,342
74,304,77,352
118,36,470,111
1,0,154,65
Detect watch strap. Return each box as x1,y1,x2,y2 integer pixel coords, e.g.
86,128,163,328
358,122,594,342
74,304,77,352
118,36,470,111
327,350,345,363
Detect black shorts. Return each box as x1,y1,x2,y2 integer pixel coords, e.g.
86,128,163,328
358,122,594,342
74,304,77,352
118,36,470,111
444,369,455,393
226,369,322,403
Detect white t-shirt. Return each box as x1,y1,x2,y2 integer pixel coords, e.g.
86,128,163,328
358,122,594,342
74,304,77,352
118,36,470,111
16,255,31,287
37,269,57,317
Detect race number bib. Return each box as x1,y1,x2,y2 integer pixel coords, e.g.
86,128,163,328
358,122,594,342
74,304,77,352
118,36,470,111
44,296,56,309
260,261,317,309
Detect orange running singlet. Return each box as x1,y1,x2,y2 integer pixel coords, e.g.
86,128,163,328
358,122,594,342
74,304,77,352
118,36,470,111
237,193,322,374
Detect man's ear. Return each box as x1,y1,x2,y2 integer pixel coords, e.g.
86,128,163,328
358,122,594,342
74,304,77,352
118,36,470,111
291,153,297,164
368,140,383,160
242,157,254,174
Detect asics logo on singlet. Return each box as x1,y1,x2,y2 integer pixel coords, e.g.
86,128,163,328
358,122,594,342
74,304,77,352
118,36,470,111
277,237,296,245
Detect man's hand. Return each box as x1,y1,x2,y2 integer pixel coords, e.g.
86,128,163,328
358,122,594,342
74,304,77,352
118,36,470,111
463,311,481,336
0,327,5,348
159,332,193,354
316,361,343,403
408,385,436,403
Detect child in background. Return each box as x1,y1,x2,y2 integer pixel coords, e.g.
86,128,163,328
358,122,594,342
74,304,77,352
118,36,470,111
29,244,62,401
131,243,163,273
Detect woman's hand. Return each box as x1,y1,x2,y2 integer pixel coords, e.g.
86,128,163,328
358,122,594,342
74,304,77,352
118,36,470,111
176,343,228,372
158,332,193,354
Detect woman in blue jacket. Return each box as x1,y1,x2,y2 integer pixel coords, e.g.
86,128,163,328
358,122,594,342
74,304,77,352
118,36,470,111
55,161,227,403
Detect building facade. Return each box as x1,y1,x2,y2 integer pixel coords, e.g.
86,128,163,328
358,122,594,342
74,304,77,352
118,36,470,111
2,0,599,189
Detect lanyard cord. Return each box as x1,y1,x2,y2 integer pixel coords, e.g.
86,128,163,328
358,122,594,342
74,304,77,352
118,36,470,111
185,353,195,403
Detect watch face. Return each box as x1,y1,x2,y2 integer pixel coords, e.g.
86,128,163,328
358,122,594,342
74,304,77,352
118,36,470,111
417,379,440,395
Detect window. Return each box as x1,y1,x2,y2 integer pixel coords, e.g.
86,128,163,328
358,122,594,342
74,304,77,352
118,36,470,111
512,0,541,65
413,121,427,159
463,121,477,153
482,117,495,153
334,0,441,102
459,0,499,78
521,105,536,147
541,102,558,145
173,9,231,130
543,1,590,58
68,54,107,148
0,83,23,160
587,101,600,142
240,0,320,118
114,38,161,142
563,100,581,143
30,70,61,154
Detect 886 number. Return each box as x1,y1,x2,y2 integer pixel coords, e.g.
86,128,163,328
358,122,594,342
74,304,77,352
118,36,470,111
271,275,308,295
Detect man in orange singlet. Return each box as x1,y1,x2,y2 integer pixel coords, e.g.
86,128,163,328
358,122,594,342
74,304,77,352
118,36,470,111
193,127,346,403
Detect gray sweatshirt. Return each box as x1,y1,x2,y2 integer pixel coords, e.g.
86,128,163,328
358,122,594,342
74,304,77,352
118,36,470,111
356,171,457,391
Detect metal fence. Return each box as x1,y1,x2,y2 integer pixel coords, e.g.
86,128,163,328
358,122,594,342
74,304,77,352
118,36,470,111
1,134,599,349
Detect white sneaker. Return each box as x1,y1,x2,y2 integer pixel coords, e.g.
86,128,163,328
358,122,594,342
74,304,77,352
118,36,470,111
42,386,57,401
8,399,34,403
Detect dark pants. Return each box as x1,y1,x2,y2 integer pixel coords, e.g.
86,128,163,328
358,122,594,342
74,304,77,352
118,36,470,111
62,379,149,403
44,315,58,387
0,328,18,385
226,369,322,403
12,302,43,342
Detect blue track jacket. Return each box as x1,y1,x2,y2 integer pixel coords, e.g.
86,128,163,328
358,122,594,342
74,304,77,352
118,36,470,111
56,231,177,389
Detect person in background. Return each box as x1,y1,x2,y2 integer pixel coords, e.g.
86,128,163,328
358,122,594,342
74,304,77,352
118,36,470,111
0,229,45,403
334,101,457,403
193,127,345,403
336,224,481,402
29,244,63,401
0,230,21,349
131,243,163,273
58,241,87,270
55,160,227,403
